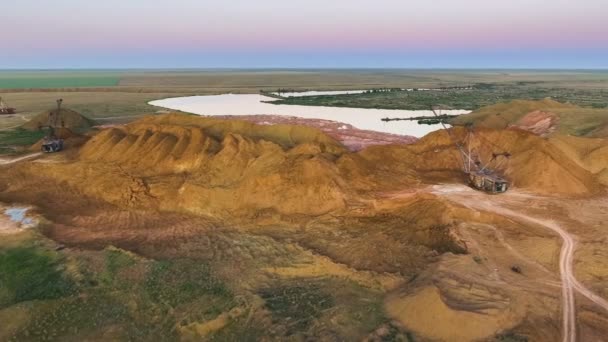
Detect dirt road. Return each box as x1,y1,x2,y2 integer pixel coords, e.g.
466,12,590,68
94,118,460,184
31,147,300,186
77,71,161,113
431,185,608,342
0,152,42,165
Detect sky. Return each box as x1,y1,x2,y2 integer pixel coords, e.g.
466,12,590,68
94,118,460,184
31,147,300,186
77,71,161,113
2,0,607,69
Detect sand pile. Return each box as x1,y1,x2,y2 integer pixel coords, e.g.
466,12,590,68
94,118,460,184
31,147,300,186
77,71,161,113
132,113,345,154
21,107,97,132
356,127,604,196
35,114,352,217
549,135,608,186
2,114,604,221
452,99,608,138
451,99,572,129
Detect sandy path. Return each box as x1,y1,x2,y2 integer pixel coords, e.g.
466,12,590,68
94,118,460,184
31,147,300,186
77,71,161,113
473,202,576,342
0,152,42,165
430,185,608,342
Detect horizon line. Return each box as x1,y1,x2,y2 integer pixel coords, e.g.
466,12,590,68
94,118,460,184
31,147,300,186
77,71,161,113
1,67,607,72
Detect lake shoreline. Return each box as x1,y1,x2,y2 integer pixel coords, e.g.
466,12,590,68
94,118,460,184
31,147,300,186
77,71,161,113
149,94,469,137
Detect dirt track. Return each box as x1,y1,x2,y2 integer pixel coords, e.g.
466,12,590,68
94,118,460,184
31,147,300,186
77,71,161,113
431,184,608,342
0,152,41,165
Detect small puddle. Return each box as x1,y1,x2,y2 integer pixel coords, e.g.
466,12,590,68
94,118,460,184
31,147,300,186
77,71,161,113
3,207,36,229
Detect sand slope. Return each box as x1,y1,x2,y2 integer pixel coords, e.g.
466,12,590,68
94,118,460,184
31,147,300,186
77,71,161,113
21,108,97,132
358,127,604,196
4,115,604,221
452,99,608,138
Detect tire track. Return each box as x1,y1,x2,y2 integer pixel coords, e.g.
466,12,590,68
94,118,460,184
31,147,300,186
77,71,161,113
431,185,608,342
0,152,42,165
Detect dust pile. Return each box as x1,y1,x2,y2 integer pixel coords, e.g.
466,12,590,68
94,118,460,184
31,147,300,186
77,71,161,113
21,107,97,132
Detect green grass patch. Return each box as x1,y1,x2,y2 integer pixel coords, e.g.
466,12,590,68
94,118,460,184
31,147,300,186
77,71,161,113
99,248,137,286
145,259,233,309
2,248,239,341
0,246,75,308
9,294,130,341
0,74,119,89
0,129,45,146
0,129,46,155
259,282,334,334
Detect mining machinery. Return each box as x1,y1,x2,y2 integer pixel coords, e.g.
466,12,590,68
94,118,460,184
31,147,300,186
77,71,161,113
40,99,64,153
382,105,510,193
0,97,16,115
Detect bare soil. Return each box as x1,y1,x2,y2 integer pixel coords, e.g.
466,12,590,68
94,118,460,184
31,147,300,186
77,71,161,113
0,114,607,341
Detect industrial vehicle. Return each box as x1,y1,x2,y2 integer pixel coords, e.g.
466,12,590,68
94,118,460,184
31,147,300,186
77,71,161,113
382,105,511,193
40,99,65,153
0,97,16,115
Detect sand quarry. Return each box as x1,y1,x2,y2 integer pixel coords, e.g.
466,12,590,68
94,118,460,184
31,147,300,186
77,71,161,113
1,109,608,341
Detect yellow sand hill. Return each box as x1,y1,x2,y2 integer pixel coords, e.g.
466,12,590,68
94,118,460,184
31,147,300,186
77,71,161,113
1,114,606,221
452,99,608,138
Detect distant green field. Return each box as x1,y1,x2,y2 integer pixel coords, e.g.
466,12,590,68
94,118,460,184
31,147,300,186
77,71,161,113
0,71,120,89
0,129,46,154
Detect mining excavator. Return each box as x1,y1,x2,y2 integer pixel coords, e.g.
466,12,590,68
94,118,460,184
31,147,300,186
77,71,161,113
40,99,65,153
382,105,511,194
0,97,16,115
430,105,510,193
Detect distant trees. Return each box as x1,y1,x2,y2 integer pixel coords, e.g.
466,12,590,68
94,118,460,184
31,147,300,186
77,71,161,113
367,88,403,94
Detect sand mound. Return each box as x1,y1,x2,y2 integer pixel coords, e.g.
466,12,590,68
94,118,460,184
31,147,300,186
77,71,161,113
2,114,604,222
452,99,572,129
386,285,520,342
357,127,603,196
549,135,608,186
34,114,351,217
21,108,97,132
133,113,346,154
452,99,608,138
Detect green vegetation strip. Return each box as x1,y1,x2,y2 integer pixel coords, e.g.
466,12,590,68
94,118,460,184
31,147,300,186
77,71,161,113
0,129,46,155
259,283,334,334
1,245,239,341
271,84,608,110
0,246,75,309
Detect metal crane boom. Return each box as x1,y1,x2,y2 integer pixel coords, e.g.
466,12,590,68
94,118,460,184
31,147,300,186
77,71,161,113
430,106,475,173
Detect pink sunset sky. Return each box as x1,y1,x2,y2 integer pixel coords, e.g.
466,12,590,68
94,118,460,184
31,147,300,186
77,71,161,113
2,0,607,68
